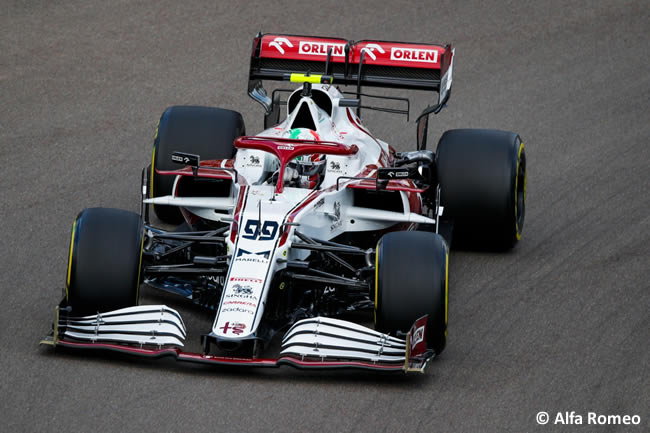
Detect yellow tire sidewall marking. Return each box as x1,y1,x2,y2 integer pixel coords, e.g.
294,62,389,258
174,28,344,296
150,146,156,199
65,218,77,301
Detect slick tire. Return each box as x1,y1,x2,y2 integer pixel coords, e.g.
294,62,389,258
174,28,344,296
436,129,526,250
375,231,448,355
66,208,143,315
151,106,245,224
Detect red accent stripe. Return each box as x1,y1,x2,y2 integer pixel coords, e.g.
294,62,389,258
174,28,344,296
55,339,405,371
278,190,320,247
406,181,423,214
345,109,390,167
278,357,403,371
346,179,427,193
278,164,377,247
156,159,234,180
230,186,248,243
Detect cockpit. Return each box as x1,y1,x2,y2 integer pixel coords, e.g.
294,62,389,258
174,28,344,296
252,84,335,190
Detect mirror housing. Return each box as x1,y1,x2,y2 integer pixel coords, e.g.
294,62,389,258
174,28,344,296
248,80,272,114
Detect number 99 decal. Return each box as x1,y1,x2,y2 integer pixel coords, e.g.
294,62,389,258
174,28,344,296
242,219,279,241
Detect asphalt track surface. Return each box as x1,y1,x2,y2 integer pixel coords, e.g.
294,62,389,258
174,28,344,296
1,1,648,432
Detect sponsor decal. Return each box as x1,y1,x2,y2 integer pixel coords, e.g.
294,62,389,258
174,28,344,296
390,47,439,63
269,37,294,54
360,43,385,60
223,300,257,308
323,286,336,295
407,316,428,359
236,249,271,259
410,325,425,348
224,292,258,301
246,155,261,167
241,220,279,241
313,198,325,209
329,161,342,172
298,41,346,57
221,307,254,315
171,154,186,163
234,257,268,264
171,152,199,166
230,276,263,284
219,321,247,335
378,168,409,180
278,145,294,151
232,284,253,295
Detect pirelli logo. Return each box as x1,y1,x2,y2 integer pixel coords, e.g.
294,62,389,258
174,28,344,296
390,47,439,63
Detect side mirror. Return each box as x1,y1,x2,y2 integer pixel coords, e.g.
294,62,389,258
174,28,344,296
248,80,272,114
172,151,200,176
377,167,410,180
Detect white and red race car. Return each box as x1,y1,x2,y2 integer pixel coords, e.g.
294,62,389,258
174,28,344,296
42,34,527,373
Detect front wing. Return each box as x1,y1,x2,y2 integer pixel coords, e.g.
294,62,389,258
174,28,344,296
41,305,434,373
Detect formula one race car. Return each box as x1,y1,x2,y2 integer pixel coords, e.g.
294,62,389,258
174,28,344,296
41,34,526,373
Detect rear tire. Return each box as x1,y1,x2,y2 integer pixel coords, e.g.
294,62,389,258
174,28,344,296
66,208,143,315
375,231,448,355
151,106,245,224
436,129,526,250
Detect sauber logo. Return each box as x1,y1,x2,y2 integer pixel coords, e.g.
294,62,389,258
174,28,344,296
390,47,439,63
299,41,346,56
269,37,294,54
360,43,385,60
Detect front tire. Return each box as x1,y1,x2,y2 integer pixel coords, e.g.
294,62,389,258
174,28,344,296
375,231,448,355
66,208,143,315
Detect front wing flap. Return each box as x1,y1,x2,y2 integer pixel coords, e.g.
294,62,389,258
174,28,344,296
41,305,186,348
42,306,434,373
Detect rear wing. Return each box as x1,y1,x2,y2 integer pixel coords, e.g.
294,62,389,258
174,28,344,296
248,33,454,128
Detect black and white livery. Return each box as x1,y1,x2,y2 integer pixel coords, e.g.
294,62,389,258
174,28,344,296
42,33,527,373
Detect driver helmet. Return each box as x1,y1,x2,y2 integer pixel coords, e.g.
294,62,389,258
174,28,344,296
283,128,327,189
